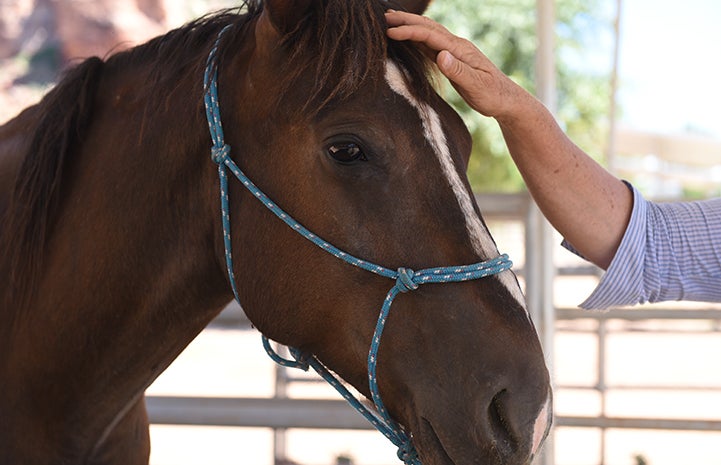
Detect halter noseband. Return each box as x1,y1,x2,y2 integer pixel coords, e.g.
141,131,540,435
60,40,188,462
203,24,513,465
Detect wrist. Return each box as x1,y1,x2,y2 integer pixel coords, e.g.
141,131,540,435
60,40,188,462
494,87,546,128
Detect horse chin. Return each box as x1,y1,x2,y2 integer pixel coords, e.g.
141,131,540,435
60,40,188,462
413,416,532,465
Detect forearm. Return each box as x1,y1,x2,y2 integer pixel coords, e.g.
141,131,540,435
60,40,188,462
496,91,632,269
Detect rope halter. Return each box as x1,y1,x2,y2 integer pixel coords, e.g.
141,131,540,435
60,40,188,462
203,23,513,465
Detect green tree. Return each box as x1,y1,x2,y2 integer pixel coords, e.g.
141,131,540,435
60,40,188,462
427,0,613,192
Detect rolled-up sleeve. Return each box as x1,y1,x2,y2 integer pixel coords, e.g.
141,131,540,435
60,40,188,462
565,182,721,310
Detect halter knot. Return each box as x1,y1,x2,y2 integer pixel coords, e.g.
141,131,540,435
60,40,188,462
397,439,420,464
211,143,231,164
262,336,310,371
395,267,419,293
289,346,312,371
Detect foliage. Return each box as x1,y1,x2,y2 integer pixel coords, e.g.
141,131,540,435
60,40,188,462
426,0,614,192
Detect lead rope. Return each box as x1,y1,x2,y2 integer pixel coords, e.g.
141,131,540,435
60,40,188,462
203,23,513,465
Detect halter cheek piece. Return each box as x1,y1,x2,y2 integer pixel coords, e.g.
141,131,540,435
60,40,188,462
204,24,513,465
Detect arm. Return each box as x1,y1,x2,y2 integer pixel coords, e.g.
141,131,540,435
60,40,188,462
386,10,632,269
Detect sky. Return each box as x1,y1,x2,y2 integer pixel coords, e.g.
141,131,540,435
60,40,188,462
616,0,721,137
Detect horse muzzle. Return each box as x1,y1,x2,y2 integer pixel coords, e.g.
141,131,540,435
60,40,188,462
411,388,553,465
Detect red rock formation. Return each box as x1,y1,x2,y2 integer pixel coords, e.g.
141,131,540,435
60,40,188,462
1,0,167,63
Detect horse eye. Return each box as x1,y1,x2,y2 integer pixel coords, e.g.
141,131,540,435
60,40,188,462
327,142,367,164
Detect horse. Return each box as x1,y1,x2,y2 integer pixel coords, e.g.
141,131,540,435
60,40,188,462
0,0,552,464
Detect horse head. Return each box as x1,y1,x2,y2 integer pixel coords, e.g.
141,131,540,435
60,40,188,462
216,1,553,463
0,0,551,462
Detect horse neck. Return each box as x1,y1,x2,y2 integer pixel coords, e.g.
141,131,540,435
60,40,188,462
0,52,233,448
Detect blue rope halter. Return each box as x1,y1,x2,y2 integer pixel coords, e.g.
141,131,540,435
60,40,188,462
203,24,513,465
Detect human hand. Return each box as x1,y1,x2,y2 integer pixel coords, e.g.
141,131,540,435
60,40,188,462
385,9,528,120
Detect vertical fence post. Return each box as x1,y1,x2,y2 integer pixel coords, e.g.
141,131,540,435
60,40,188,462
273,344,289,464
529,0,557,463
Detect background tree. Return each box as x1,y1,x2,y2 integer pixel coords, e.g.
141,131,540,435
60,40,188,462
427,0,614,192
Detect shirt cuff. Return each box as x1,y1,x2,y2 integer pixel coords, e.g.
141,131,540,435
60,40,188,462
569,182,648,310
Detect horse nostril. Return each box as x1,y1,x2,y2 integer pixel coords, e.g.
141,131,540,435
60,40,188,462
488,389,520,453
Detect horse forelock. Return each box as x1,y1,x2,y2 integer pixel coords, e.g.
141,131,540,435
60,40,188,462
278,0,435,113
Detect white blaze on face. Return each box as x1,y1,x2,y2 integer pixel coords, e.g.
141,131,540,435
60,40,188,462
384,61,526,308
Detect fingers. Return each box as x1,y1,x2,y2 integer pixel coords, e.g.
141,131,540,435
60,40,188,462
385,10,454,54
385,9,442,30
385,10,486,71
385,9,515,118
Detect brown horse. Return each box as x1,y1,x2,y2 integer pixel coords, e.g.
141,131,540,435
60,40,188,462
0,1,552,464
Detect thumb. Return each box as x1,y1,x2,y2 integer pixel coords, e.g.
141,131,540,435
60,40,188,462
436,49,492,116
437,50,464,81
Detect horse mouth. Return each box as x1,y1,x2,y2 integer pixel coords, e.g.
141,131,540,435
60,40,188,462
417,417,460,465
415,415,516,465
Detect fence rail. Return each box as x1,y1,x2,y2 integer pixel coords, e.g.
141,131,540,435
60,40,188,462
145,396,721,432
146,396,374,430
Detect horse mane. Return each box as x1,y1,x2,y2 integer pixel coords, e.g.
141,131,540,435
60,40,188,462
2,0,433,306
2,7,260,306
3,57,105,305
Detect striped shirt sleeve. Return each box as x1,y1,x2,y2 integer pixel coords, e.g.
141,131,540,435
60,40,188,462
564,182,721,310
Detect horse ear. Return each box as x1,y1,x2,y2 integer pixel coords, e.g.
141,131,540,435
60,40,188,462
394,0,432,14
262,0,314,35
